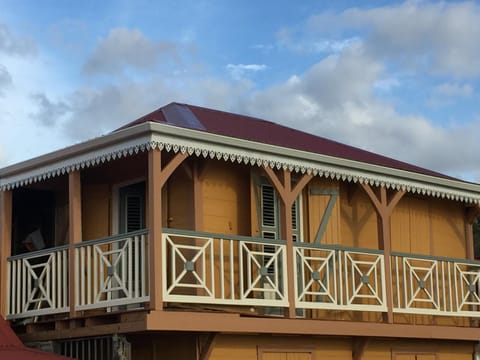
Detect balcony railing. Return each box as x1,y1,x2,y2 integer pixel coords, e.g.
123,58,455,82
7,245,69,319
6,228,480,323
162,229,288,308
392,252,480,317
295,243,386,312
75,230,149,311
7,230,149,319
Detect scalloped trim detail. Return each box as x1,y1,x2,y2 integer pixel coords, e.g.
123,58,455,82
1,139,479,205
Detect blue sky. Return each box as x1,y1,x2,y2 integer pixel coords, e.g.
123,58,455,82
0,0,480,181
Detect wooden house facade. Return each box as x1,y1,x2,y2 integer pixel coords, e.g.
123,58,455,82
1,103,480,359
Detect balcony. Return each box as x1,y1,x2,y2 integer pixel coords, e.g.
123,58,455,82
6,229,480,325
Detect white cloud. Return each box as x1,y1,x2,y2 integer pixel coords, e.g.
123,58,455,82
30,93,70,126
277,30,360,54
6,17,478,183
83,28,180,75
304,1,480,77
226,63,268,80
434,83,473,97
235,46,479,180
0,23,36,56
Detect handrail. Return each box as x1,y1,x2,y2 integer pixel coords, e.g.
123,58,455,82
294,241,385,255
163,228,286,246
7,229,149,261
75,229,149,248
7,244,70,261
391,251,480,265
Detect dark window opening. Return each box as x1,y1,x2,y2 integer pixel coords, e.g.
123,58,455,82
119,182,146,234
12,188,55,255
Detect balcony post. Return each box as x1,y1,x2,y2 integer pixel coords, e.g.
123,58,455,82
361,184,404,324
0,190,12,318
148,148,163,311
69,171,82,318
263,167,312,318
465,205,480,260
148,149,188,311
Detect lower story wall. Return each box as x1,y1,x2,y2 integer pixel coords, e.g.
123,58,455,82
208,334,474,360
41,332,475,360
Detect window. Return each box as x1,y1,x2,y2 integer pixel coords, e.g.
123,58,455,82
119,182,145,233
260,182,302,275
259,182,302,242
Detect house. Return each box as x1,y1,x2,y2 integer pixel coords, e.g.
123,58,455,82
1,102,480,360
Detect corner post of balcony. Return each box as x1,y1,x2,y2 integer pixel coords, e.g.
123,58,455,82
148,148,188,311
361,183,404,324
0,190,12,318
263,166,312,318
68,170,82,318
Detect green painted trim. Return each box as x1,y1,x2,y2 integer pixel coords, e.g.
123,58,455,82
310,189,339,196
391,251,480,265
311,191,338,244
294,241,384,255
75,229,149,248
8,229,149,260
8,244,70,261
163,227,287,245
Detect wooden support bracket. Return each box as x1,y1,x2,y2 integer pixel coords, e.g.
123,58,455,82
352,337,369,360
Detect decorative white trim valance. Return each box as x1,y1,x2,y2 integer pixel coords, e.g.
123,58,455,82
1,123,479,205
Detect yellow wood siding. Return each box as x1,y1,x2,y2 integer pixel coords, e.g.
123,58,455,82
261,353,312,360
391,195,467,258
208,334,351,360
81,184,110,240
429,199,465,258
167,169,194,230
202,161,251,235
206,333,473,360
366,338,472,360
339,184,378,249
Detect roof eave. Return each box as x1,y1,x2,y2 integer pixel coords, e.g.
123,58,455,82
148,122,480,195
0,122,156,178
0,121,479,203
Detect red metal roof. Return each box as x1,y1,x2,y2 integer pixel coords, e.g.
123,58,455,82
117,102,454,180
0,317,69,359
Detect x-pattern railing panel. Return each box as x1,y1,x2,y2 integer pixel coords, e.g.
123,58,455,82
75,232,149,311
295,247,337,307
162,230,288,307
7,248,69,319
344,251,386,309
240,243,286,301
454,262,480,314
392,253,480,317
294,244,386,311
165,235,214,296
